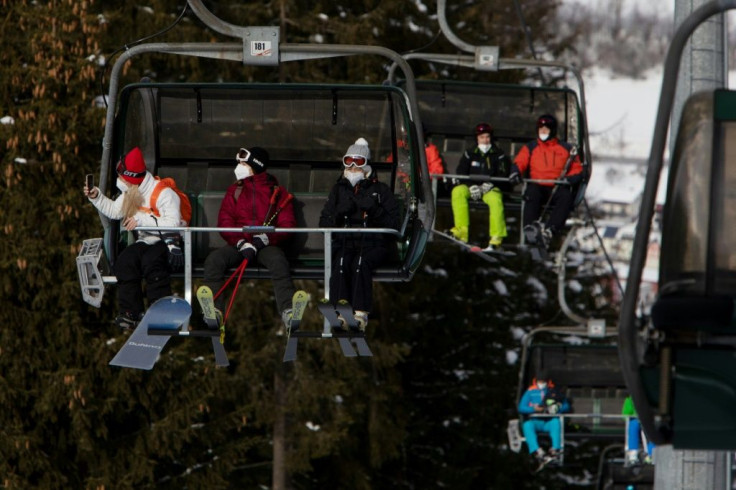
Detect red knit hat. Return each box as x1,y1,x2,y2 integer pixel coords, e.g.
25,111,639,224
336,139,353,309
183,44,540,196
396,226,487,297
116,147,146,185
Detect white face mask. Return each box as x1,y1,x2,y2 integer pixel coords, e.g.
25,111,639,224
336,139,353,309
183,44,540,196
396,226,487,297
538,132,550,142
478,143,491,153
344,170,364,187
116,178,129,193
537,381,547,390
234,164,253,180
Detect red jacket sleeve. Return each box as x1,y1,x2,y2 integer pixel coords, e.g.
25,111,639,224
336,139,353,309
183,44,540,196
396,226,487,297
513,144,531,175
217,185,242,246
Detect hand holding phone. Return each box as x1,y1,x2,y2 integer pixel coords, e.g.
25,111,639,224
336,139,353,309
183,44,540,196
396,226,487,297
84,174,98,198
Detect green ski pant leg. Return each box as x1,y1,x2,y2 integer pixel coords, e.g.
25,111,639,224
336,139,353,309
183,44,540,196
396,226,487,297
482,188,507,241
451,184,470,228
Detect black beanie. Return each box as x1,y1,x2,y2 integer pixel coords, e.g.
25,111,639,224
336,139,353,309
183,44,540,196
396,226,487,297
246,147,269,174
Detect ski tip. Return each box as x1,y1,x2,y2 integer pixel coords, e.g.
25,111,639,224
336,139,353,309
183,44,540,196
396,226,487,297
197,285,213,295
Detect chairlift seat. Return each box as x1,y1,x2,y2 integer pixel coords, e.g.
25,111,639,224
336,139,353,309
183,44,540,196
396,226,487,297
651,294,736,333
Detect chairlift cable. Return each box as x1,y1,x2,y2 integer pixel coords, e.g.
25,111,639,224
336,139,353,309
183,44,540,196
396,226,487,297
98,3,190,108
401,29,443,56
512,0,547,85
581,198,624,297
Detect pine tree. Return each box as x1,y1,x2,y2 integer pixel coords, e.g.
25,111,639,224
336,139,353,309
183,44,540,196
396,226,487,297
0,0,594,487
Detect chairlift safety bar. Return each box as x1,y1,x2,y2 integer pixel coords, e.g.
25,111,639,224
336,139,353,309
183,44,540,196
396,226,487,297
133,225,402,304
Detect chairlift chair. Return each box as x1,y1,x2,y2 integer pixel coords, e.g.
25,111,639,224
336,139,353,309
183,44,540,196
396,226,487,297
77,0,434,309
618,0,736,450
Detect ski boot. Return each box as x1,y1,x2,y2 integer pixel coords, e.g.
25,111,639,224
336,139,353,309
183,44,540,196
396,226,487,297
449,225,468,243
115,311,142,331
354,311,369,333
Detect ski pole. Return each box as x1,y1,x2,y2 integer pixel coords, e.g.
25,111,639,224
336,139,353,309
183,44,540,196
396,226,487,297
222,258,248,329
262,186,281,226
540,145,578,217
263,192,293,226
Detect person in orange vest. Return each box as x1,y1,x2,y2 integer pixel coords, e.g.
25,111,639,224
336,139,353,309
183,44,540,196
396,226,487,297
423,126,446,176
510,114,583,250
84,147,184,330
386,125,445,176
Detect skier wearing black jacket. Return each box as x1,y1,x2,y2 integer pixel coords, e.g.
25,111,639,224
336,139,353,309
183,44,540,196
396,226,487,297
319,137,401,331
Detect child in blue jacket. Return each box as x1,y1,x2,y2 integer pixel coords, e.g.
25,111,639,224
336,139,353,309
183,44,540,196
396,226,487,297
518,370,570,468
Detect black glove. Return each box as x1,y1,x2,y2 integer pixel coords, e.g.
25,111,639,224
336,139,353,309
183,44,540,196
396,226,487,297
236,239,257,262
356,194,375,212
252,233,269,250
165,238,184,272
509,172,522,186
562,173,582,186
336,199,355,217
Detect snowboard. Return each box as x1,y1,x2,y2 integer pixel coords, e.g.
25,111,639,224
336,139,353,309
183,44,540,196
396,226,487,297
196,285,229,367
109,296,190,370
282,290,310,362
432,229,515,261
316,299,373,358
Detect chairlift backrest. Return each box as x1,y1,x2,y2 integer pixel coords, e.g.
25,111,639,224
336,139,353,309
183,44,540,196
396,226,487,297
659,89,736,296
519,341,627,436
412,81,583,146
104,82,428,280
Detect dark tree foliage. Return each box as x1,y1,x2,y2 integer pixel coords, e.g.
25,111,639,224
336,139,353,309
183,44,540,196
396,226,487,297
0,0,608,488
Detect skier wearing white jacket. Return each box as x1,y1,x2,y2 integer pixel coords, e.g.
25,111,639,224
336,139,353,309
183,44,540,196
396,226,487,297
84,146,182,330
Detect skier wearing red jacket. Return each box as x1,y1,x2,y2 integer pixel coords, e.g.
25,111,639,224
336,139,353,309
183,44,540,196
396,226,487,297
510,114,583,249
203,146,297,327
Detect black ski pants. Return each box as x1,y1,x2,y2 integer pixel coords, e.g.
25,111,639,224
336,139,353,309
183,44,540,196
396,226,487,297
523,183,574,234
203,244,295,314
114,240,171,317
329,245,387,313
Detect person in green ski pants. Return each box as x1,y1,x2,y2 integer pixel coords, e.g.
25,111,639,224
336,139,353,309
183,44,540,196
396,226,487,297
449,122,511,251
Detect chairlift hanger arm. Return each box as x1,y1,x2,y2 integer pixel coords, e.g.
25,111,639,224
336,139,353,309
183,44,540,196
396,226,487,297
618,0,736,446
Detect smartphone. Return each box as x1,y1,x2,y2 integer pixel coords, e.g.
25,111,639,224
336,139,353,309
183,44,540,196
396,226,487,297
85,174,94,189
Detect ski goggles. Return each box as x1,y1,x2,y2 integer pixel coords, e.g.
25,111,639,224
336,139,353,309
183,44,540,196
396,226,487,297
115,157,145,180
537,116,556,129
236,148,251,164
342,155,368,168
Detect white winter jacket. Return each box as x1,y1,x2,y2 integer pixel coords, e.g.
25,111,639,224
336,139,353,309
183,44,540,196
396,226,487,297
89,173,182,245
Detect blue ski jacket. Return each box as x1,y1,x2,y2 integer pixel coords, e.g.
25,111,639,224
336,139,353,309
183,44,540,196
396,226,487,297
518,379,571,416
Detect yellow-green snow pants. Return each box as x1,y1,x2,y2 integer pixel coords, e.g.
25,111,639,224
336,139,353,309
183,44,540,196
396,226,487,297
451,185,507,243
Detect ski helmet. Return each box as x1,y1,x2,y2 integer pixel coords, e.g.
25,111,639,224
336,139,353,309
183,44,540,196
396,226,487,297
537,114,558,139
475,122,493,137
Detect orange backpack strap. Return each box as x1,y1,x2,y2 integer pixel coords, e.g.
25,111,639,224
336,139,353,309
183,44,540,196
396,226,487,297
148,177,165,217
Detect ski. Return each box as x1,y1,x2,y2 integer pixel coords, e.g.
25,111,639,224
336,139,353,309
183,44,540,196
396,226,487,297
432,229,515,260
196,285,229,367
110,296,189,370
334,300,373,357
316,299,357,357
283,290,310,362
